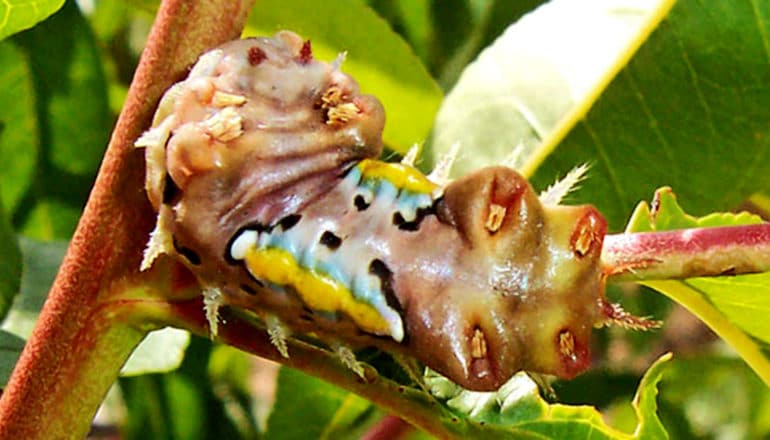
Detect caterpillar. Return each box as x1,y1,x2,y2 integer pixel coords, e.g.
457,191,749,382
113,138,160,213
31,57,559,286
136,31,651,392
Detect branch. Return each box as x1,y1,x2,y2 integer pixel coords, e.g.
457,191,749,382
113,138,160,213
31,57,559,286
142,298,480,440
603,223,770,282
0,1,254,438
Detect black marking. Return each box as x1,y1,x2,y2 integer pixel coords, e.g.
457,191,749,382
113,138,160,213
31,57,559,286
299,313,314,322
319,230,342,250
245,272,265,288
279,213,301,231
162,173,181,204
240,283,258,295
391,205,436,231
173,239,201,266
354,194,370,211
299,306,314,322
369,259,402,315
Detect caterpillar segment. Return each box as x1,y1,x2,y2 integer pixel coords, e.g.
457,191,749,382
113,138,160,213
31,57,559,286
137,31,639,392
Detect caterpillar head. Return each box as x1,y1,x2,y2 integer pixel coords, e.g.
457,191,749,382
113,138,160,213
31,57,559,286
393,166,608,390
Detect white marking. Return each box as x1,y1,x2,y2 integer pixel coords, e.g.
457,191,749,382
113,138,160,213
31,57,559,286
387,310,404,342
229,230,258,261
397,207,417,223
355,188,374,206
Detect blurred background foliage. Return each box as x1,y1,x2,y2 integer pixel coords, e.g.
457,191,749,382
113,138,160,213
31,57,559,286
0,0,769,438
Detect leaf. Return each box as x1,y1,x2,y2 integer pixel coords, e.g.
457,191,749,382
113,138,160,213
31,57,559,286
365,0,431,63
244,0,442,153
526,0,770,229
430,0,672,179
0,191,21,320
119,338,250,440
423,353,671,439
626,187,764,232
266,367,380,439
625,188,770,386
1,237,66,339
658,356,770,439
0,0,64,41
10,1,111,239
557,355,770,438
0,41,38,214
430,0,548,89
120,327,191,376
0,329,26,386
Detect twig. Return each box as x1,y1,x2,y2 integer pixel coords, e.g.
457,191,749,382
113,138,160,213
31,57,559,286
0,1,254,438
141,298,478,440
603,223,770,282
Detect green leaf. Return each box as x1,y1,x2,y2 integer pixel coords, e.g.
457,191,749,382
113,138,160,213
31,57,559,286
0,191,21,320
0,41,38,214
1,237,66,339
207,344,265,434
0,0,64,41
430,0,547,89
0,329,26,386
244,0,442,153
658,356,770,439
266,367,380,439
10,1,111,239
424,353,671,439
120,328,191,376
625,188,770,386
526,0,770,229
431,0,672,179
365,0,431,64
120,338,249,440
626,187,764,232
431,0,770,231
557,355,770,438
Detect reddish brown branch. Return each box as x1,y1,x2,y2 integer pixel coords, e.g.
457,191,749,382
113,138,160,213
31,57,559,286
603,223,770,282
0,1,254,438
137,298,473,439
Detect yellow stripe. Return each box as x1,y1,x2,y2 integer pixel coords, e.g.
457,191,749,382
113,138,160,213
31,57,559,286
357,159,437,194
244,247,392,336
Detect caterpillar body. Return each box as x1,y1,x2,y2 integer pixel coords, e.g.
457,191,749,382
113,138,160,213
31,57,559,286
137,31,632,391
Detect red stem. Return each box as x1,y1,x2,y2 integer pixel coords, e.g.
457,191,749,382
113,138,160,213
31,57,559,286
0,1,254,438
361,416,413,440
603,223,770,282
